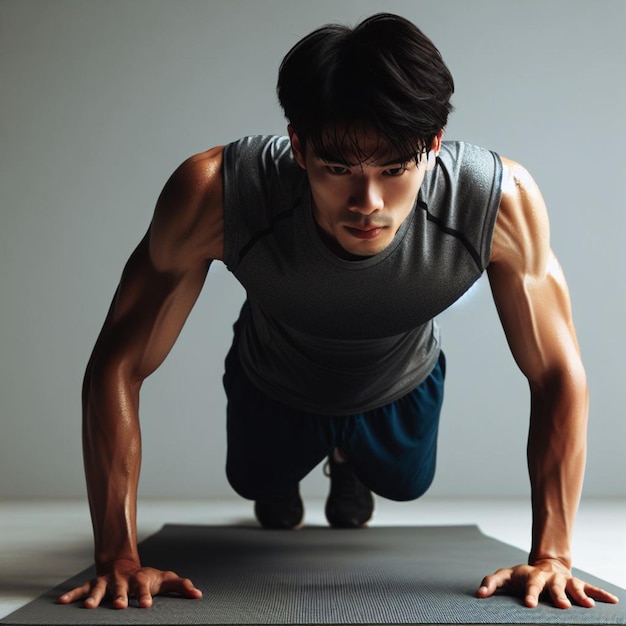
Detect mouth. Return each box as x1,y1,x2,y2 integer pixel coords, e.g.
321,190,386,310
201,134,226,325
344,225,386,240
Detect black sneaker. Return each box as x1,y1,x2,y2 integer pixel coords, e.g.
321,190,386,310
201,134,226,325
254,486,304,529
324,456,374,528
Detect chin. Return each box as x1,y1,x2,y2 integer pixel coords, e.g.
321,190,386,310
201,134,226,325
342,239,391,258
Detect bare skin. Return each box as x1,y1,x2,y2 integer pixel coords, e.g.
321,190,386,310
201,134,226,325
479,159,619,608
58,133,619,610
58,147,224,609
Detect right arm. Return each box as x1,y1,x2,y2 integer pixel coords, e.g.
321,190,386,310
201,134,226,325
58,146,225,609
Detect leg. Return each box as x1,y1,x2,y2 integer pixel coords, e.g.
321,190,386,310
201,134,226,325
223,335,335,523
324,451,376,528
342,351,446,501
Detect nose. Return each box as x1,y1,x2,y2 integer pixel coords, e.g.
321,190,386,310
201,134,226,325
348,177,384,215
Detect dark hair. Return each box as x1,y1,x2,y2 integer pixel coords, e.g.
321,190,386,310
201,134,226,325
277,13,454,164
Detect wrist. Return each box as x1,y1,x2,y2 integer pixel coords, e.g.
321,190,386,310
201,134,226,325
528,553,572,571
96,556,142,576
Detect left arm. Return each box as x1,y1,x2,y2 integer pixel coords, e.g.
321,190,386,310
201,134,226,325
478,158,619,609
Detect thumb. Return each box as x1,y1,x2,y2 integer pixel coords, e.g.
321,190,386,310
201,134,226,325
161,576,203,599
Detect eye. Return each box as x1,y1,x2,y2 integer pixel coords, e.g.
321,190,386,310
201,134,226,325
325,165,350,175
382,166,407,177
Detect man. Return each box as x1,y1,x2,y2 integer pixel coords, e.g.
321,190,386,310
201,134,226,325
58,13,619,611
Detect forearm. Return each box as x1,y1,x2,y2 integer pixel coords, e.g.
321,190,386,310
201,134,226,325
527,366,588,568
82,363,142,570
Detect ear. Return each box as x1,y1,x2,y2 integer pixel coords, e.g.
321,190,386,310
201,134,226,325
288,125,307,170
425,129,444,171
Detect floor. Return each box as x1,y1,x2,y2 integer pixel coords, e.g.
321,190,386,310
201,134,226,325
1,497,624,619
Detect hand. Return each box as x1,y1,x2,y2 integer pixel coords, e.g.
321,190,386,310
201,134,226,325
477,559,620,609
57,559,203,609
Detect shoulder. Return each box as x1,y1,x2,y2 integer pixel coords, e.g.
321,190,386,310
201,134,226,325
420,141,503,270
436,141,501,179
221,135,307,270
222,135,300,192
150,146,225,269
490,157,550,273
422,141,503,213
223,135,292,164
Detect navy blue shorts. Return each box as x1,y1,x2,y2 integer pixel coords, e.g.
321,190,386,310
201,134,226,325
223,341,446,502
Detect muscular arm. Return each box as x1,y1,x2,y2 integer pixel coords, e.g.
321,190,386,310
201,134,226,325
60,147,224,608
479,158,618,608
489,159,586,569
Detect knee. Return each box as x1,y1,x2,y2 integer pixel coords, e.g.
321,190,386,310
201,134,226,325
226,463,262,501
386,479,433,502
372,466,435,502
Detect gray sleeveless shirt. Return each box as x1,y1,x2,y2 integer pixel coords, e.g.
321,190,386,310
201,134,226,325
222,136,502,415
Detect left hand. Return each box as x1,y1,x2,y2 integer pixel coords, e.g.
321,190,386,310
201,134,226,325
477,559,620,609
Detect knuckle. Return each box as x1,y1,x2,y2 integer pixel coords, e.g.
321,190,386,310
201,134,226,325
133,570,148,583
571,580,588,596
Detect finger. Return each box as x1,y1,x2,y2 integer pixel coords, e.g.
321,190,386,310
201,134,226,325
584,583,619,605
565,578,595,608
524,575,547,608
112,580,130,610
548,580,572,609
587,586,620,605
567,579,619,607
57,581,92,604
83,579,108,609
161,575,203,599
477,569,512,598
131,571,154,608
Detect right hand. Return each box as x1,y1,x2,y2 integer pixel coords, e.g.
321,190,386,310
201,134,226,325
57,559,203,609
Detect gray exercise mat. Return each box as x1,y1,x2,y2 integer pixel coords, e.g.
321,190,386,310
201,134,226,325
1,524,624,625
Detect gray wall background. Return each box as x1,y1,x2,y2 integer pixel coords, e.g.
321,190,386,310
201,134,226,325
1,0,624,501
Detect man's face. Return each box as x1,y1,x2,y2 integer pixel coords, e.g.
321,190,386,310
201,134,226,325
290,128,440,259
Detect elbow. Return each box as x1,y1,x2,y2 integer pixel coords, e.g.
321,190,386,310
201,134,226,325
529,358,589,433
82,343,142,419
530,350,587,399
